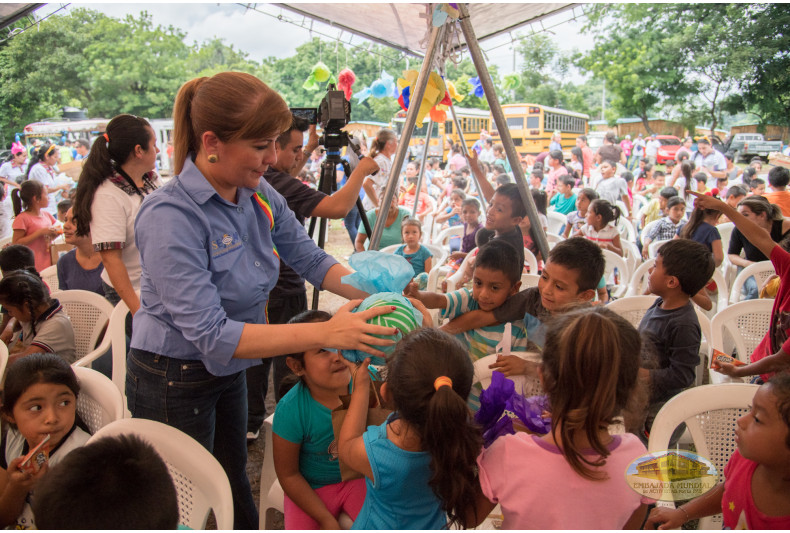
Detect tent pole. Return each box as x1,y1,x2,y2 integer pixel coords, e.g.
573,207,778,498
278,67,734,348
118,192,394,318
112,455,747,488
369,21,446,250
447,102,488,211
412,119,434,218
457,3,549,261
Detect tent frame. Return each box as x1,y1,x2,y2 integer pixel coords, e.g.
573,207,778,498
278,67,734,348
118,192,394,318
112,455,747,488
368,3,549,261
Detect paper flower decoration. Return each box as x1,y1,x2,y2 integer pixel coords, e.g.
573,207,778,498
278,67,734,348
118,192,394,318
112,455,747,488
354,70,396,104
303,61,332,90
446,80,465,102
429,107,447,123
338,68,356,100
475,371,552,447
397,70,446,123
468,76,485,98
502,73,522,91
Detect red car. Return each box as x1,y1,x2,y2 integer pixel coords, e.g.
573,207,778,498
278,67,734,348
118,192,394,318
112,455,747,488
656,135,682,165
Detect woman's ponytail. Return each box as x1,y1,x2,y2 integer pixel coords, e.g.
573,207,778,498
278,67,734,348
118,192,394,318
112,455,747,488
172,77,207,175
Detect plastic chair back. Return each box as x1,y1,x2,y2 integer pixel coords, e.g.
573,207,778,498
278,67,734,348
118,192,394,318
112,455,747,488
545,233,564,249
379,243,447,267
647,238,673,259
108,300,131,415
55,290,114,368
620,239,641,280
89,418,234,530
601,249,630,297
729,260,776,303
717,222,734,256
640,220,661,246
546,211,566,235
73,366,124,435
432,224,463,248
40,265,59,293
626,258,655,297
520,273,541,289
710,299,773,366
617,216,636,243
647,384,758,530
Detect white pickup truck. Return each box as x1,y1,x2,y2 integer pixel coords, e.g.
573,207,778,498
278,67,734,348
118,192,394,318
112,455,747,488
727,133,783,162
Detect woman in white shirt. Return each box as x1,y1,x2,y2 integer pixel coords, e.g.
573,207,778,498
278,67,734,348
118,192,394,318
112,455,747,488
24,143,71,215
361,128,397,211
72,115,162,320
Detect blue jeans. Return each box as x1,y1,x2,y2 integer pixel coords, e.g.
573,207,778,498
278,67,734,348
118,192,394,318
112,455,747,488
344,206,362,246
126,349,258,529
736,266,759,300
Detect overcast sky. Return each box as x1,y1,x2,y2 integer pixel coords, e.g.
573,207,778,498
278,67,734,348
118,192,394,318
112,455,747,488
46,2,592,74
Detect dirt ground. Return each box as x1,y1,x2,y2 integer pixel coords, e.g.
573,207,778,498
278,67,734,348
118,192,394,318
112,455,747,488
244,218,357,529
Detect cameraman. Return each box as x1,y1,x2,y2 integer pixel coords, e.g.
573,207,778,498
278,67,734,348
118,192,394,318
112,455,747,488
246,114,379,441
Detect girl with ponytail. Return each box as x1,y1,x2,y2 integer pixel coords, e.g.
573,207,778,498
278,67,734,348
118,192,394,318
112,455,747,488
338,328,482,529
71,114,161,315
361,128,397,210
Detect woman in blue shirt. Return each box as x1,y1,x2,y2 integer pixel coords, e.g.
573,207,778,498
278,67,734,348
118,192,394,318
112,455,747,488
128,72,396,530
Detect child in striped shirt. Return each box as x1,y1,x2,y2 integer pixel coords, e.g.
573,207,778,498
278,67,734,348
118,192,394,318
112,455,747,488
404,240,528,408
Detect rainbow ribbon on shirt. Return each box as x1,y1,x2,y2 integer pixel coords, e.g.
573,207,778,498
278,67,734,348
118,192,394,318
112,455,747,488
254,191,279,259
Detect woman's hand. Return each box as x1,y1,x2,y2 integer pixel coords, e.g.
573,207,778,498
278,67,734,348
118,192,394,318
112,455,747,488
403,281,419,298
322,300,396,357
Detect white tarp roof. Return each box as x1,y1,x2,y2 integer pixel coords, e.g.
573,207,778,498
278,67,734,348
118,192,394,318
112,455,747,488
276,3,577,57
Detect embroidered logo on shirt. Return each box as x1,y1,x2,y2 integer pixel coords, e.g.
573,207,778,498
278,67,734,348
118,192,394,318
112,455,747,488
211,232,243,258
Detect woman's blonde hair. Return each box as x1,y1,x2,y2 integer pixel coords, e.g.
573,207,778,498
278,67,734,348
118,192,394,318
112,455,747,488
369,128,397,160
172,72,292,174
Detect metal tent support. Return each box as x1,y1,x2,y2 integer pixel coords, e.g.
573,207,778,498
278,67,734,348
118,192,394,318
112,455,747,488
412,119,434,218
447,100,488,211
369,23,447,250
457,3,550,261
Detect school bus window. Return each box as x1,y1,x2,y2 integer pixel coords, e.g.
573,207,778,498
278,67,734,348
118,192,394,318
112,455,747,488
507,117,523,129
526,116,539,129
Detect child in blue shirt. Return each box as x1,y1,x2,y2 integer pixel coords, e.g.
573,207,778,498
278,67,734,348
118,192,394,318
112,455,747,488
434,189,465,252
338,328,482,530
272,310,367,530
394,217,433,288
549,174,577,215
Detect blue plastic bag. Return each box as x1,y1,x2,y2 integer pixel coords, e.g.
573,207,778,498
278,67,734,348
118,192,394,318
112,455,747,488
340,252,423,365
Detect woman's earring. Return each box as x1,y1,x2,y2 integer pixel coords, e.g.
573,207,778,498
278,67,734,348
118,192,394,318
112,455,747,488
207,154,218,164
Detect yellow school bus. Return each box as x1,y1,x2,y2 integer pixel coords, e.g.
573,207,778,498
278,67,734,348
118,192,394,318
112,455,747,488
490,104,589,156
391,107,491,161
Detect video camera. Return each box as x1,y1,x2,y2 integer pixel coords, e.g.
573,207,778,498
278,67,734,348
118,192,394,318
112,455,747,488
291,84,354,158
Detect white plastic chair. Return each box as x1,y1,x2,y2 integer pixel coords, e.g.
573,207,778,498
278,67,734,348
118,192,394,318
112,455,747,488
520,273,541,289
473,352,543,398
55,290,114,368
432,224,463,249
626,258,655,297
647,383,759,530
259,414,352,530
647,238,673,259
620,239,642,280
601,249,630,298
108,300,131,415
545,233,564,249
72,366,124,435
617,216,637,243
717,222,734,257
40,264,59,292
546,211,566,235
89,418,234,530
729,260,776,303
709,298,773,370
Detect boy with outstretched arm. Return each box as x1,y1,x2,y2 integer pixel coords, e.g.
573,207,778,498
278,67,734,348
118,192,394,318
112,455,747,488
440,237,605,377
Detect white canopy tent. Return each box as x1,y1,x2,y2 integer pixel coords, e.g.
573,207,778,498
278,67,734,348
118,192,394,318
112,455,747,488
277,3,576,260
276,3,576,58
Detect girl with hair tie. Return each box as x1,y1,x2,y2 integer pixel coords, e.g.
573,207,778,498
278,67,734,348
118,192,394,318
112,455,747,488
72,114,162,318
129,71,395,529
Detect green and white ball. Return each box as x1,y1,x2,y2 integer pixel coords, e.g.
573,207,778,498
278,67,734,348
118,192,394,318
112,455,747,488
342,292,423,365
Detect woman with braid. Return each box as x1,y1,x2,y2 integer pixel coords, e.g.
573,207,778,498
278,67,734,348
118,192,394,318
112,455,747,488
0,270,75,365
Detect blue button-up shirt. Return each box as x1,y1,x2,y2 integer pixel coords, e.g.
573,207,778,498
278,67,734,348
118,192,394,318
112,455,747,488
131,155,337,376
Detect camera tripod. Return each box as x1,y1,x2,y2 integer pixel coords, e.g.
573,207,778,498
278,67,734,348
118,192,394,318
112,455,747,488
307,136,371,310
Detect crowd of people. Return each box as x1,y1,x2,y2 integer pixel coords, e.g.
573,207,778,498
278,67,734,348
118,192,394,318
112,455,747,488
0,70,788,530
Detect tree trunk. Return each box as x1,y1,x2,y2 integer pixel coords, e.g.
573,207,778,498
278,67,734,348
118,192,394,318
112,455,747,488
640,113,654,135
